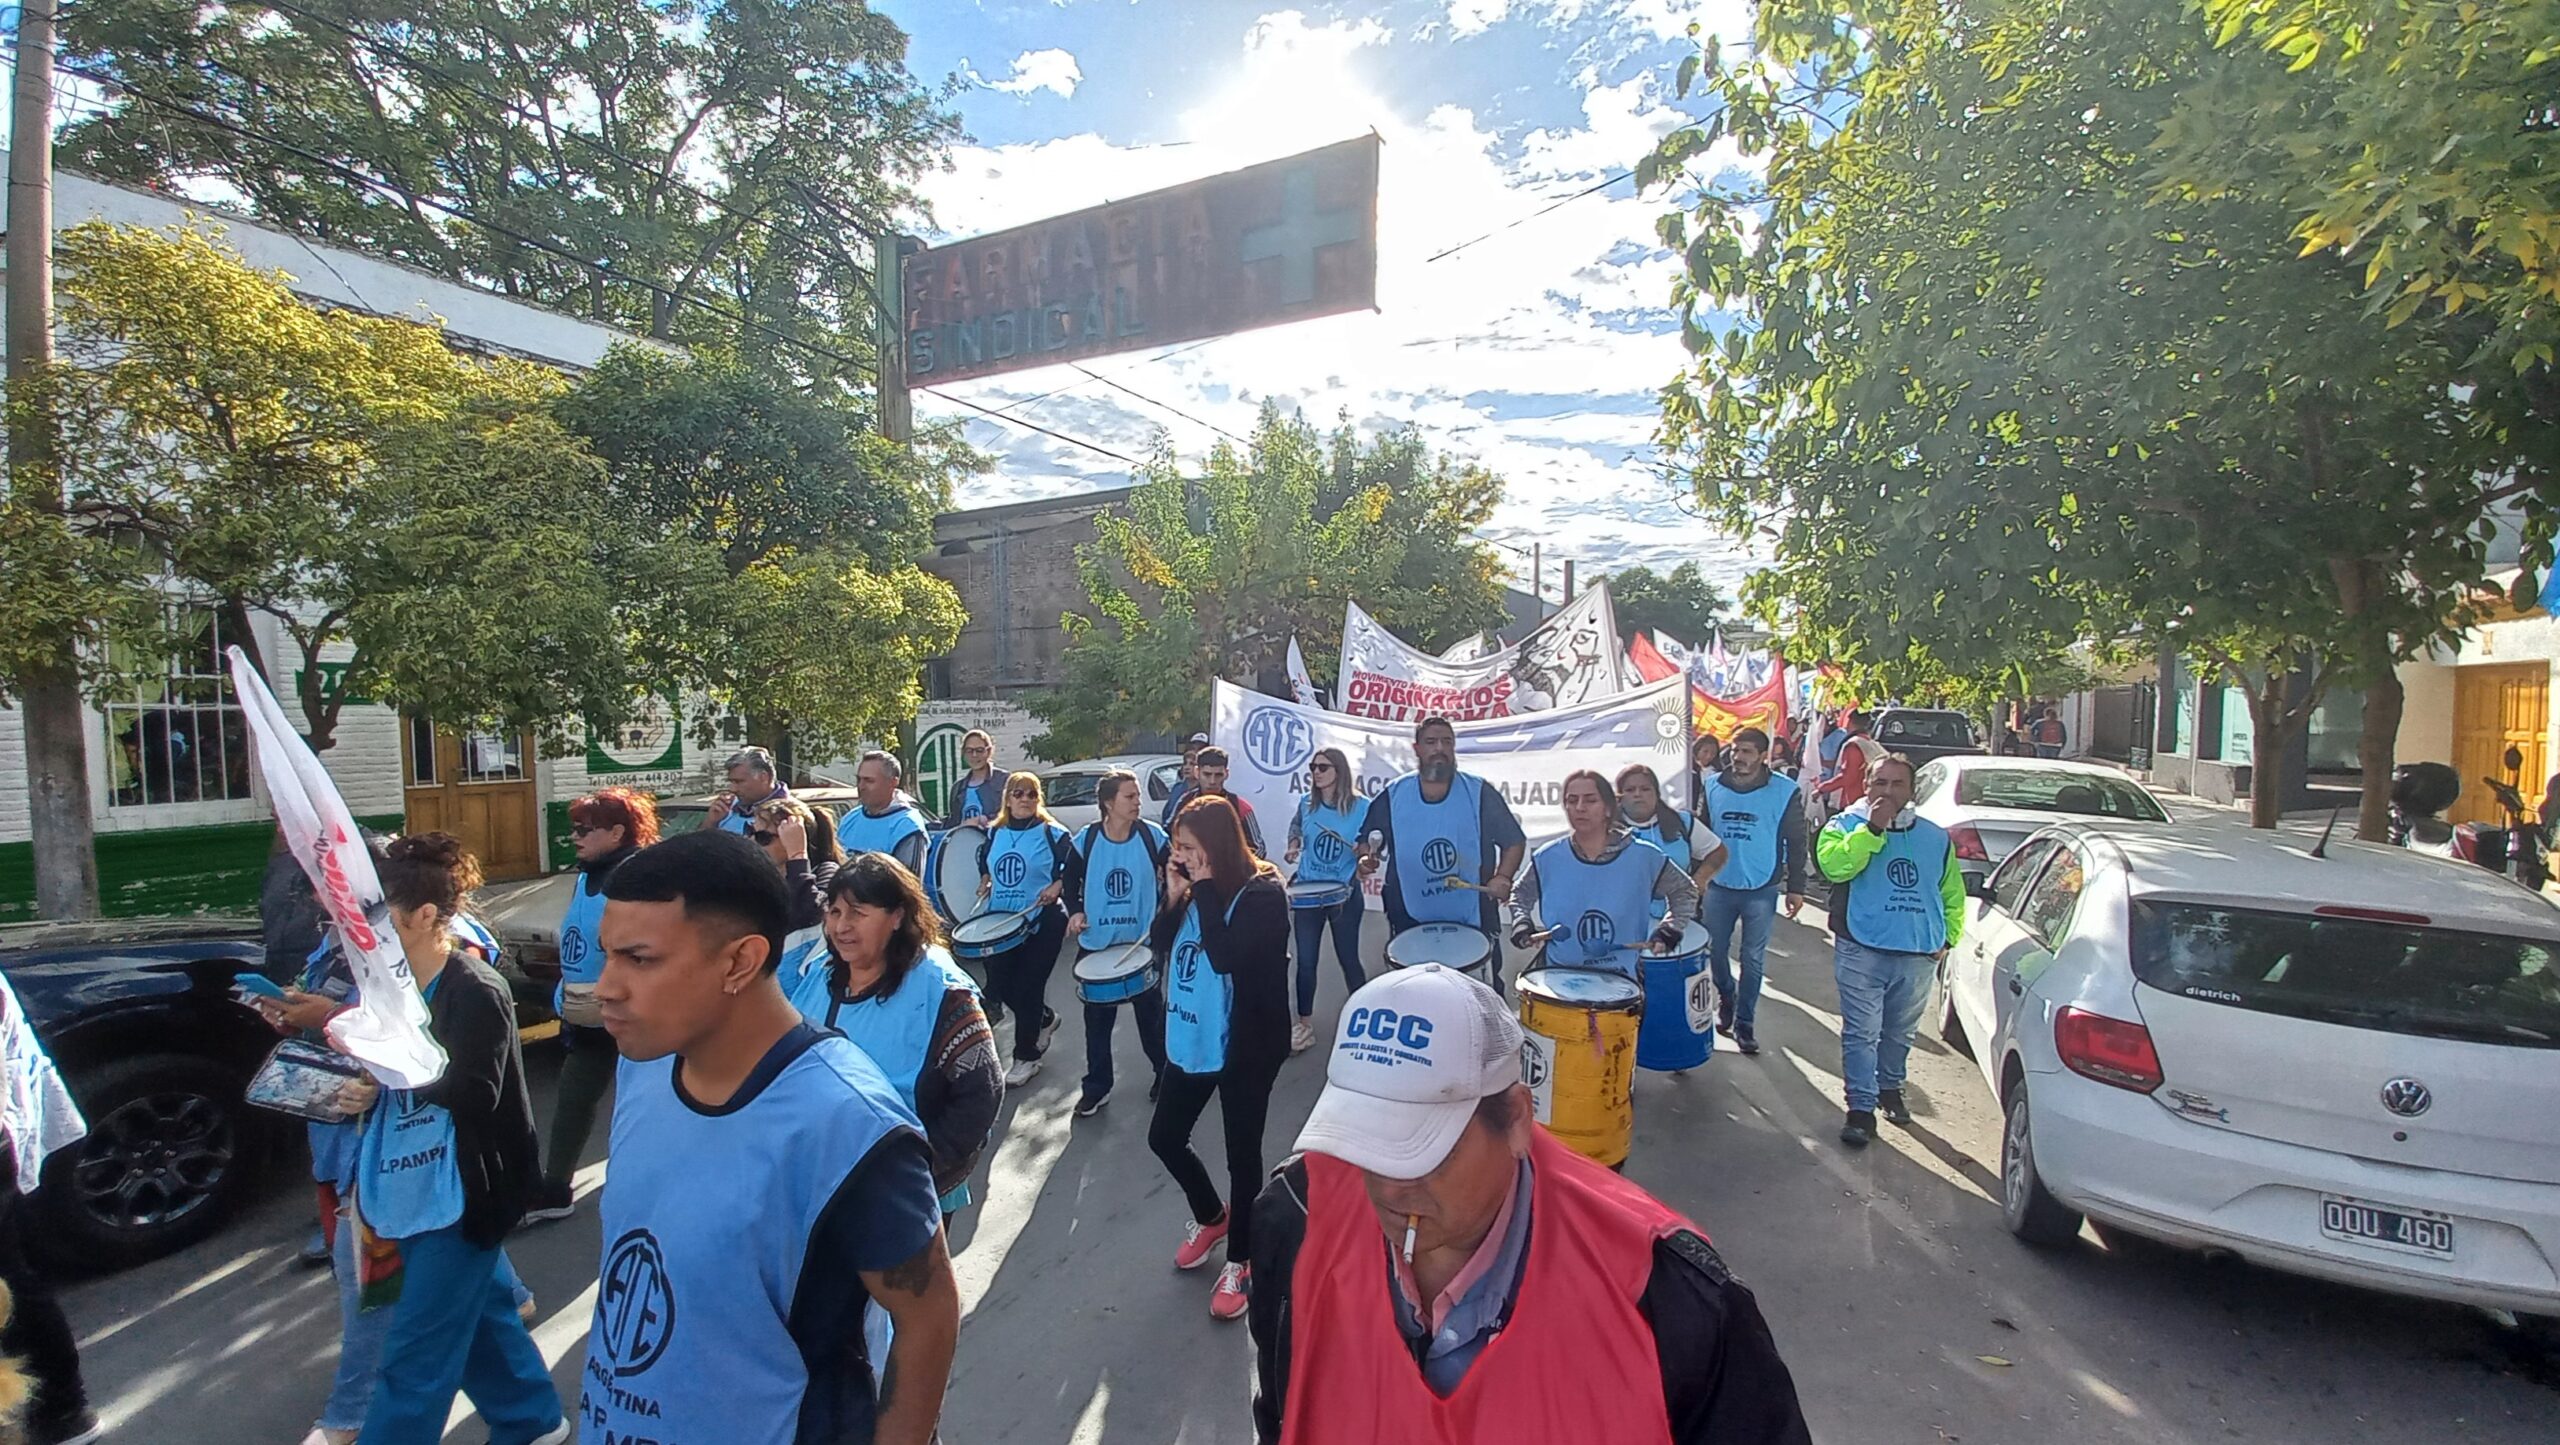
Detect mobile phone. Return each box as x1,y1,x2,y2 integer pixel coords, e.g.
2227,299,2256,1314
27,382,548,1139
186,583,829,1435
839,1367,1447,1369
233,972,290,1001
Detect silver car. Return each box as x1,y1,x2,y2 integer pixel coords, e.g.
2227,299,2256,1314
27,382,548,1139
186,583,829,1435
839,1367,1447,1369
1910,755,2171,885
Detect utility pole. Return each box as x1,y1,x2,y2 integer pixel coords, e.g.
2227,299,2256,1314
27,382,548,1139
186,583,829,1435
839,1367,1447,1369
8,4,98,919
1530,542,1544,617
1561,558,1576,603
874,233,917,442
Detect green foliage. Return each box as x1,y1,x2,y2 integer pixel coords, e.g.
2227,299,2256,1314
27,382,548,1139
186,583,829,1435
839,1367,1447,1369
1028,407,1510,759
1606,561,1730,644
719,550,966,766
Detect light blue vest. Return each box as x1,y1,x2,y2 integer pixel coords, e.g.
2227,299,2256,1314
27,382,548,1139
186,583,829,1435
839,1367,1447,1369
1163,891,1243,1074
1706,774,1798,891
822,947,977,1115
1073,822,1166,951
985,821,1066,915
1295,798,1364,886
1386,774,1488,926
354,976,462,1240
776,926,835,1021
1834,811,1956,955
1531,836,1666,973
583,1036,918,1444
557,869,608,1008
951,773,1003,822
1626,808,1694,921
837,803,928,861
300,937,362,1189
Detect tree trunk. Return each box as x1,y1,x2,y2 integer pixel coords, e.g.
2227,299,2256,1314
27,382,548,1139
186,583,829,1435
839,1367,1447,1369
2248,677,2287,830
2356,643,2404,843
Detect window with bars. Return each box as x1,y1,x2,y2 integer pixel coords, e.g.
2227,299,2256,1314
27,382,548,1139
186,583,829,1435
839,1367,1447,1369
105,608,255,808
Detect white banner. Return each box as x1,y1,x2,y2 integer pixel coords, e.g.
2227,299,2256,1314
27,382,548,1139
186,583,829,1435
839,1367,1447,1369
1335,582,1633,722
1211,674,1694,909
1437,631,1494,663
227,647,448,1089
1284,637,1319,707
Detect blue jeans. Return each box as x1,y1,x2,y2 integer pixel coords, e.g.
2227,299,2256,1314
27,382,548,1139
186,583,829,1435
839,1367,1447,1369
1702,882,1780,1039
358,1223,561,1445
1834,937,1936,1113
1292,900,1366,1016
323,1209,537,1429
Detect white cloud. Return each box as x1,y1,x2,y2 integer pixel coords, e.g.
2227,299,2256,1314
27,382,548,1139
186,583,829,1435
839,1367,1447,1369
1241,10,1390,60
982,48,1082,98
1446,0,1513,38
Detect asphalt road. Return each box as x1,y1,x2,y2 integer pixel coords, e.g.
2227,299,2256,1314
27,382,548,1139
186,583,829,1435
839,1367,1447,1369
59,912,2560,1443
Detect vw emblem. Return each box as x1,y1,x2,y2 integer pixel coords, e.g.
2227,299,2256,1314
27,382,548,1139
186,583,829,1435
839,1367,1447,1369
2379,1077,2431,1118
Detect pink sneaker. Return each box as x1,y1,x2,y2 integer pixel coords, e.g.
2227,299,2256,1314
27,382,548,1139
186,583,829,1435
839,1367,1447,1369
1210,1262,1251,1319
1174,1211,1230,1270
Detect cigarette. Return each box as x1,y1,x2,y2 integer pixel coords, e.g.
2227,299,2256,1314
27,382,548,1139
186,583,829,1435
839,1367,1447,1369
1402,1213,1419,1265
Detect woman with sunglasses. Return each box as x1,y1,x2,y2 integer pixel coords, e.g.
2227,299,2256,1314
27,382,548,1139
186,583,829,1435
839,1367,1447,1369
1284,747,1367,1052
982,772,1078,1086
523,789,660,1225
748,797,846,1013
1149,794,1290,1321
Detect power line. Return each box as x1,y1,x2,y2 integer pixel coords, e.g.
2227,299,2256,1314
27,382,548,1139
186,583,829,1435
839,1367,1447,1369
1423,169,1634,265
1073,363,1253,446
919,385,1144,465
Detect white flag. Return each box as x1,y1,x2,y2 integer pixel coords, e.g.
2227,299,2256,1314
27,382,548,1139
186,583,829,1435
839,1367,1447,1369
226,647,448,1089
1284,637,1319,707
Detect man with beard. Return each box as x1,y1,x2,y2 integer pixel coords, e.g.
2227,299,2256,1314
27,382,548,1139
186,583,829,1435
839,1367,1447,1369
1354,717,1526,944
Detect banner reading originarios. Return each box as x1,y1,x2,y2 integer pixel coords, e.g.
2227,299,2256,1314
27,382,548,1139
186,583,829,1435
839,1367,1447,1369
1336,583,1632,722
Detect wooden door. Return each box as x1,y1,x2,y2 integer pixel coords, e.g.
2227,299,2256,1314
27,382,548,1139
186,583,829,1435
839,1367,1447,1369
2449,664,2550,827
400,716,544,881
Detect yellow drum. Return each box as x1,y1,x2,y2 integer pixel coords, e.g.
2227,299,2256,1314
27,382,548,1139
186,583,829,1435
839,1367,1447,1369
1516,967,1643,1167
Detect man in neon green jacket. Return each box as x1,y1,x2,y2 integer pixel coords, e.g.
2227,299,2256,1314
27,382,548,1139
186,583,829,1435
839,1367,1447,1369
1815,752,1964,1149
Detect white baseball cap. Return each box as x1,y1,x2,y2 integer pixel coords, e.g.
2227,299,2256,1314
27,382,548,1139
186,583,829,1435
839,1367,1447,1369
1294,965,1525,1179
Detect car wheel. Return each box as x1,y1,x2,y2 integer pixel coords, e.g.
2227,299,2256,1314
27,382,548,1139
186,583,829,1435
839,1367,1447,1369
2000,1082,2083,1247
1935,958,1970,1053
36,1053,251,1273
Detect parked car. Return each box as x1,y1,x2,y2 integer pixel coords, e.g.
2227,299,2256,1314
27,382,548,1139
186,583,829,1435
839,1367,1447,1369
1038,754,1185,834
1870,707,1985,766
1912,755,2172,885
1942,819,2560,1320
2,917,284,1272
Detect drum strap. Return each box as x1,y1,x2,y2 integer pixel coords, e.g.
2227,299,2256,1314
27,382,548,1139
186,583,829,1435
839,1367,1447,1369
1077,821,1167,875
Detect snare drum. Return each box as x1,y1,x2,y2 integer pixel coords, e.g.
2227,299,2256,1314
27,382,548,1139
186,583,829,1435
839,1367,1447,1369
948,907,1031,960
1517,968,1644,1166
1637,920,1715,1072
1385,923,1493,985
1287,877,1355,910
925,823,991,928
1074,941,1159,1006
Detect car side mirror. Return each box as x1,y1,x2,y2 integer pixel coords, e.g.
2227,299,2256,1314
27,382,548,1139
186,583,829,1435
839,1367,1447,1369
1965,874,1994,902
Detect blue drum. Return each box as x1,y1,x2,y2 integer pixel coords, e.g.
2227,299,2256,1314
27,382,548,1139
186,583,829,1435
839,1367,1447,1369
1073,941,1158,1006
1636,920,1716,1071
1287,877,1355,910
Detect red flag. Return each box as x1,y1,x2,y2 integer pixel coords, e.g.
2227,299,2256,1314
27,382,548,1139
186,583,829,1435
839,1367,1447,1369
1628,631,1679,683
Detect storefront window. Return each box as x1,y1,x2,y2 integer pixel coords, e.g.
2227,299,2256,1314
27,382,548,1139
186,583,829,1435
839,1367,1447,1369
2305,688,2366,773
105,608,254,808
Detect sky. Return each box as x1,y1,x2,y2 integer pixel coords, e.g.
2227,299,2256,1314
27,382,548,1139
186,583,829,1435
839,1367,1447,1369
875,0,1764,599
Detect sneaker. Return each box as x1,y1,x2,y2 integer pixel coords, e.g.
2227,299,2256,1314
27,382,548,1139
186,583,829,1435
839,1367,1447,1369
1879,1088,1912,1125
1738,1034,1761,1057
1716,990,1736,1034
298,1429,358,1445
298,1226,332,1267
1004,1057,1043,1088
33,1409,103,1445
1174,1211,1231,1270
1210,1262,1251,1319
1840,1109,1876,1148
1075,1088,1110,1118
521,1180,577,1224
530,1421,574,1445
1037,1008,1061,1053
1290,1018,1316,1053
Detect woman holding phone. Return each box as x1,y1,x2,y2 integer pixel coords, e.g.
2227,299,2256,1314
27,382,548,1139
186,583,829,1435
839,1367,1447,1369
1148,794,1290,1322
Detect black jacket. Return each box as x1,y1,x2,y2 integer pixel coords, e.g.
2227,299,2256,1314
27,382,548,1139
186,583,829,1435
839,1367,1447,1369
1149,870,1292,1081
412,951,540,1248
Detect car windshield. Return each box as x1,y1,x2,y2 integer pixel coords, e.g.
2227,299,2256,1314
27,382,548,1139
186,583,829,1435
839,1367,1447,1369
1877,713,1972,747
2129,901,2560,1048
1955,769,2168,821
1043,773,1101,807
658,804,711,837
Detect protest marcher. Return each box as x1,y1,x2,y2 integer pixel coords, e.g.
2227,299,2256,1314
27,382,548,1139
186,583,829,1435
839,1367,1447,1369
708,745,790,835
1,969,100,1445
1816,754,1964,1148
1191,746,1269,857
589,830,959,1444
1285,747,1367,1052
746,796,839,927
2030,705,2068,759
1161,732,1211,826
819,856,1003,1214
1691,732,1724,800
1063,770,1172,1116
945,729,1005,828
524,788,659,1224
1616,763,1726,919
1700,729,1807,1055
1507,771,1696,974
839,750,932,871
1148,796,1291,1321
322,834,562,1445
263,837,342,1265
1247,966,1812,1444
1356,716,1527,945
983,772,1077,1086
1811,711,1882,821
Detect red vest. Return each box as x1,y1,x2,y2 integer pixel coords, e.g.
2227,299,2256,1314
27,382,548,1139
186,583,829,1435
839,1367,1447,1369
1280,1129,1691,1445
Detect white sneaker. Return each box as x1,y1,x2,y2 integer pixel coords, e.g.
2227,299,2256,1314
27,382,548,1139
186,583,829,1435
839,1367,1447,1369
1037,1009,1061,1053
1290,1018,1316,1053
1004,1057,1042,1088
529,1421,573,1445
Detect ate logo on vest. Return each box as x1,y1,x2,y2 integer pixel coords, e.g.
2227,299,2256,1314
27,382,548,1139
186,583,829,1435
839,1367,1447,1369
1887,857,1921,890
559,928,588,969
994,852,1028,889
1243,706,1315,776
1105,866,1135,903
1173,940,1204,986
1311,830,1348,867
1422,838,1460,876
1575,910,1616,952
596,1228,678,1378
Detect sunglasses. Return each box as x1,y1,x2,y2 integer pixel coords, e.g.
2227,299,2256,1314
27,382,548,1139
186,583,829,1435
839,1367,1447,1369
1310,762,1335,774
569,823,600,836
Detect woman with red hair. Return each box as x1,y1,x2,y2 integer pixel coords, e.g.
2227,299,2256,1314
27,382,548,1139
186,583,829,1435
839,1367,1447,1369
523,788,658,1224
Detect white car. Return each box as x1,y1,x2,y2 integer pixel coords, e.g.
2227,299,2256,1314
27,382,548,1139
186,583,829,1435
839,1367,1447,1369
1944,819,2560,1318
1911,755,2171,886
1038,753,1185,833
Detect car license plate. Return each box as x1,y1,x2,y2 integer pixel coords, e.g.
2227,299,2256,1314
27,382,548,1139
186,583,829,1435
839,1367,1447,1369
2319,1194,2455,1259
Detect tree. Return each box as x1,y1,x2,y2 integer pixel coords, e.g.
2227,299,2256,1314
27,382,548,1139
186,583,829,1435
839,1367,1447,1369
37,221,638,750
1028,408,1510,758
64,0,959,394
555,345,971,764
1606,561,1730,645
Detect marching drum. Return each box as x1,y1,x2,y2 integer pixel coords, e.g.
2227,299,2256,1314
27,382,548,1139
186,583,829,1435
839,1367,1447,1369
1286,877,1356,910
1636,919,1715,1072
924,822,990,926
1516,967,1644,1167
1385,922,1494,985
948,906,1032,960
1073,941,1159,1006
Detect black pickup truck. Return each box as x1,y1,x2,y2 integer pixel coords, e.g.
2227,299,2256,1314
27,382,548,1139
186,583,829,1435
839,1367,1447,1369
2,917,286,1273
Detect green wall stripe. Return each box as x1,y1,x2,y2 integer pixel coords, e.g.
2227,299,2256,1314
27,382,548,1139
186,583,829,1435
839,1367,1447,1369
0,813,404,924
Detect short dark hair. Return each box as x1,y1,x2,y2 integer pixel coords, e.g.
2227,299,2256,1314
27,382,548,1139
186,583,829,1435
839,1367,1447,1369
1196,745,1232,770
1474,1086,1524,1133
604,830,792,973
859,749,904,782
1096,768,1140,808
1414,715,1456,742
1731,726,1770,750
1872,752,1919,784
824,854,945,996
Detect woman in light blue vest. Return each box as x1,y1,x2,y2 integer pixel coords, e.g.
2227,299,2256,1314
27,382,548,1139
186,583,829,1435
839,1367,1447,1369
523,788,658,1226
1506,770,1698,973
817,856,1003,1214
982,772,1077,1087
1285,746,1368,1051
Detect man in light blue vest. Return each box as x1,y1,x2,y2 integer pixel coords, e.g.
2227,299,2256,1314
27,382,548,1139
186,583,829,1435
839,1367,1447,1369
709,745,790,835
1354,715,1527,942
1815,753,1964,1150
588,829,959,1444
1700,728,1808,1056
837,750,931,873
